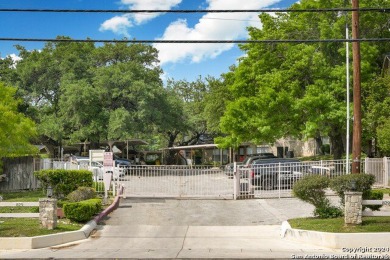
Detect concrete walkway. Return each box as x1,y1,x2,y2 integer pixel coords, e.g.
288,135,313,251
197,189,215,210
0,197,349,259
0,224,343,259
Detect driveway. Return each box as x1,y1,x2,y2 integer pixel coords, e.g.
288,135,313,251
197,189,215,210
0,197,347,259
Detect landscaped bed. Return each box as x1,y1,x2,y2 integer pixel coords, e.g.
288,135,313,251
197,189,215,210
0,218,82,237
0,190,99,237
289,216,390,233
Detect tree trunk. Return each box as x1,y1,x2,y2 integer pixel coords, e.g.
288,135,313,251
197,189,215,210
330,128,344,160
166,131,179,165
315,134,323,155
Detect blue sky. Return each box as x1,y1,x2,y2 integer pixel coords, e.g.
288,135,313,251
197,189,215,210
0,0,297,83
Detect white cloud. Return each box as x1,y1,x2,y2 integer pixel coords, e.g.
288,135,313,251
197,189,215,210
100,0,182,36
154,0,282,65
121,0,182,24
9,54,22,62
99,16,133,37
0,54,22,68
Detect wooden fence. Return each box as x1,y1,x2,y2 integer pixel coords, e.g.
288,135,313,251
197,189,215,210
0,157,40,191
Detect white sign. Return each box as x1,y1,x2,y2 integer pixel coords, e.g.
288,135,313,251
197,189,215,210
89,150,105,163
103,171,112,192
103,152,114,167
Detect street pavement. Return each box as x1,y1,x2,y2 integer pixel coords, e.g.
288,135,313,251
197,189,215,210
0,197,346,259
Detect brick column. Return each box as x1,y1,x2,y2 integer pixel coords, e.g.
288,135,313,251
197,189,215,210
344,191,362,225
39,198,57,229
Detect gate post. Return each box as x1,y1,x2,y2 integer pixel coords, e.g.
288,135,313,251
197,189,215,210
233,163,240,200
345,191,363,225
39,198,57,230
384,157,389,187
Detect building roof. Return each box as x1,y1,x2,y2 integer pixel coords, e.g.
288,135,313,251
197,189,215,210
166,144,219,150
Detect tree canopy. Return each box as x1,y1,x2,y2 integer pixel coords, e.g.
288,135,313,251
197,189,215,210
2,0,390,159
10,38,181,153
216,0,390,158
0,82,37,157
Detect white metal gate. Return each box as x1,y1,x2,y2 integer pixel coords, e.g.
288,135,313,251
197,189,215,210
115,165,233,199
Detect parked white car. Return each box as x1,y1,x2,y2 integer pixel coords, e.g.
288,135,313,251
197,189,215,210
73,158,124,180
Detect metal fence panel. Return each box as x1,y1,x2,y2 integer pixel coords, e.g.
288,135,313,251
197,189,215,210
239,159,351,199
28,157,390,199
364,158,387,186
115,165,233,199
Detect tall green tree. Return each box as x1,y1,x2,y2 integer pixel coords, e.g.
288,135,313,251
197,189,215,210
0,82,37,157
14,37,95,148
166,77,219,147
217,0,390,159
12,38,180,154
364,74,390,156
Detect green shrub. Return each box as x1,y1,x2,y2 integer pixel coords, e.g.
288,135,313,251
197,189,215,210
364,190,384,211
34,169,93,199
314,204,343,218
292,175,341,218
67,187,97,202
330,174,376,205
63,198,102,222
293,175,330,208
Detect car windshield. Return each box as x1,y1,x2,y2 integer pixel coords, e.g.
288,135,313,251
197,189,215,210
242,157,252,165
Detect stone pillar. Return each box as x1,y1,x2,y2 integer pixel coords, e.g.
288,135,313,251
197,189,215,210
39,198,57,230
344,191,362,225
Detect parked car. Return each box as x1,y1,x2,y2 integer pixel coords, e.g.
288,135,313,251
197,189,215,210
73,157,124,180
113,155,131,167
224,153,277,177
308,165,335,177
249,158,302,190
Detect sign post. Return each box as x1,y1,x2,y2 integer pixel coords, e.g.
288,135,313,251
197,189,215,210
103,152,114,200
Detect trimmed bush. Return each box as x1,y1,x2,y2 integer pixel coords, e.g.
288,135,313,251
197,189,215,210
34,169,93,198
63,198,102,222
67,187,97,202
314,204,343,218
293,175,343,218
365,190,384,211
293,175,330,207
330,174,376,205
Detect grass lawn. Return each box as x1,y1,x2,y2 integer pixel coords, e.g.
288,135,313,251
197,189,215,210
0,206,39,213
289,216,390,233
1,190,45,202
0,190,87,237
0,218,82,237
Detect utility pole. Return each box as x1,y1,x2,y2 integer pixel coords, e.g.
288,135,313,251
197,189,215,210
351,0,362,174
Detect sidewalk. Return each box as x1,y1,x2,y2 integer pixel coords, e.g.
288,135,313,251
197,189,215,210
0,224,342,259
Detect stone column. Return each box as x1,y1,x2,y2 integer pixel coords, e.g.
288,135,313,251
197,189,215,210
39,198,57,229
344,191,362,225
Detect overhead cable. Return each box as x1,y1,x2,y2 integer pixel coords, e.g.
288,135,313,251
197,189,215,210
1,38,390,43
0,8,389,13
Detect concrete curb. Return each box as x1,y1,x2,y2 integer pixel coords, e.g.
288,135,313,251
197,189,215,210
282,220,390,248
0,185,124,250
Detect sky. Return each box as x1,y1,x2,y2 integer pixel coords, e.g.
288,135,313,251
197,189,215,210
0,0,298,83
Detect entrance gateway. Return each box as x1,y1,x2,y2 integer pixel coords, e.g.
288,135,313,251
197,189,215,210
112,165,297,199
91,150,302,199
115,165,235,199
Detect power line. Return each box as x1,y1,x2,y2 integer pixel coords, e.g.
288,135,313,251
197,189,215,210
1,38,390,43
0,8,389,13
